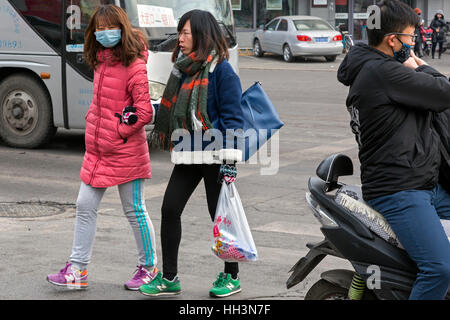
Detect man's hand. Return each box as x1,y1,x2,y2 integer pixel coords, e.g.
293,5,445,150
403,56,420,69
410,50,428,67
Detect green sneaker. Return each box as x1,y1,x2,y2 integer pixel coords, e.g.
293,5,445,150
139,272,181,297
209,272,241,298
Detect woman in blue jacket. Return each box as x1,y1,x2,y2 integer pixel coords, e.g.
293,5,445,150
140,10,245,298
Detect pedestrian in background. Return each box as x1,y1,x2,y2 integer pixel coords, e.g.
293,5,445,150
47,4,158,291
413,8,423,57
140,9,245,298
430,9,447,59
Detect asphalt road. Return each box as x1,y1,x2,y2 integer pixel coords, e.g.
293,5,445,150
0,52,448,301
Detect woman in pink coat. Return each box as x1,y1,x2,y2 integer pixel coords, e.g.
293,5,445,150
47,5,158,291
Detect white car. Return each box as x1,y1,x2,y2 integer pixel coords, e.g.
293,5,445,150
253,15,343,62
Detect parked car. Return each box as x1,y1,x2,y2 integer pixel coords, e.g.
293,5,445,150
252,16,343,62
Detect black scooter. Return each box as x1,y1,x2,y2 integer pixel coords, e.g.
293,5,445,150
286,154,450,300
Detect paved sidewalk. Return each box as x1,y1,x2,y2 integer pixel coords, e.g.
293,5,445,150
0,60,356,301
0,51,448,302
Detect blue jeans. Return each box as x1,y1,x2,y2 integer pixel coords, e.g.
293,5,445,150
367,184,450,300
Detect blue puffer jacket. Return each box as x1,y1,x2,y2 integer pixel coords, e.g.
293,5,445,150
171,59,245,164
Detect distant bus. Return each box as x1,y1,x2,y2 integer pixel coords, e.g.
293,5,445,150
0,0,238,148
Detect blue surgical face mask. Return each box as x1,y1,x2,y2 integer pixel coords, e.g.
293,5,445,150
95,29,121,48
392,37,412,63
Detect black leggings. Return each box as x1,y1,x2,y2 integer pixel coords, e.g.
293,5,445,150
432,41,444,58
161,164,239,279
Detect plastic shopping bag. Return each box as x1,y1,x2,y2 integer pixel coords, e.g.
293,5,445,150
211,182,258,262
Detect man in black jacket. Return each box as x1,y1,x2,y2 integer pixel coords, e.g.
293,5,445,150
338,0,450,300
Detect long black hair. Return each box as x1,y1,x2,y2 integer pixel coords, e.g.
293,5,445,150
172,10,229,63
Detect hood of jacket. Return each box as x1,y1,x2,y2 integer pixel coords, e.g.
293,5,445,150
337,43,393,87
434,10,445,19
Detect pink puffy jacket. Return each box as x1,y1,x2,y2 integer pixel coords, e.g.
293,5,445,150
80,49,153,188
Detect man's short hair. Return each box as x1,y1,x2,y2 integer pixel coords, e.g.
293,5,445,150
367,0,420,47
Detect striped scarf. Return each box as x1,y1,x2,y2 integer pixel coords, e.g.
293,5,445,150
150,51,216,150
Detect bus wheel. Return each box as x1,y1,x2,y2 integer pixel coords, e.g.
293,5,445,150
0,74,56,148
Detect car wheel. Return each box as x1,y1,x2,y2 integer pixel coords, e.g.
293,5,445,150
325,55,337,62
253,39,264,57
283,45,294,62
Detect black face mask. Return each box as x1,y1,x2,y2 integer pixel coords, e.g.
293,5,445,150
392,37,412,63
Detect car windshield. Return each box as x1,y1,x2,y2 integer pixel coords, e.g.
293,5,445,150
122,0,234,51
293,20,333,31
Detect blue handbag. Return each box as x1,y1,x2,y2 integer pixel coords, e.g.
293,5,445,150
238,81,284,162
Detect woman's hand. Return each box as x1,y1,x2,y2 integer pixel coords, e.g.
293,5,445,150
218,162,237,185
122,106,138,125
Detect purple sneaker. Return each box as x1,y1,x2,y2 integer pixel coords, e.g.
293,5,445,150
47,262,88,289
124,266,158,290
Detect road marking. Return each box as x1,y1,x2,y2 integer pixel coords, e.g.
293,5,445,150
240,66,341,72
253,221,322,237
0,138,357,204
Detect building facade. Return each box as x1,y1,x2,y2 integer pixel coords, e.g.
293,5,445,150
234,0,450,44
232,0,297,30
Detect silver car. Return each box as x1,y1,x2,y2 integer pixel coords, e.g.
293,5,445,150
252,15,343,62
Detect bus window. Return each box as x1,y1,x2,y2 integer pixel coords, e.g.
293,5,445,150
122,0,236,52
9,0,62,51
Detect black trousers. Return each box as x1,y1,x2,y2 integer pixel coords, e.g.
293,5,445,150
432,40,444,58
414,37,423,56
161,164,239,279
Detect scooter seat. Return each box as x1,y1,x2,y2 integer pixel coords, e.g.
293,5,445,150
335,185,403,249
335,185,450,249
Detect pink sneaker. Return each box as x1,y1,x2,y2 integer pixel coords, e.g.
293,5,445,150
124,266,158,290
47,262,88,289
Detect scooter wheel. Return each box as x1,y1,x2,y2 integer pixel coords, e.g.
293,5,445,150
304,279,349,300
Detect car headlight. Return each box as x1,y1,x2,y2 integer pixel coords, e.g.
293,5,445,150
148,81,166,100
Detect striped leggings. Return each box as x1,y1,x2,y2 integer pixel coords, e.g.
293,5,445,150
69,179,157,270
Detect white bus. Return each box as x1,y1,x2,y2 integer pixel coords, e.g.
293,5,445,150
0,0,238,148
